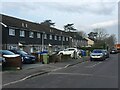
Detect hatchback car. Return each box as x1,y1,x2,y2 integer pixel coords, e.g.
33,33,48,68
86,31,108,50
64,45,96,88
10,50,36,64
0,50,20,67
102,50,109,58
58,48,79,58
90,49,106,61
0,57,6,67
0,50,16,55
110,49,118,54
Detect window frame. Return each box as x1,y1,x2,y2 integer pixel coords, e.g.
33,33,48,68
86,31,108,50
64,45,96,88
49,34,52,40
66,37,68,41
54,35,57,40
9,28,15,36
44,34,47,39
29,31,34,38
20,30,25,37
59,36,61,41
37,33,41,38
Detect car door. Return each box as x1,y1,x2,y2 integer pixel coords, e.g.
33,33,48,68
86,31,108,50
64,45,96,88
63,49,69,55
67,49,75,55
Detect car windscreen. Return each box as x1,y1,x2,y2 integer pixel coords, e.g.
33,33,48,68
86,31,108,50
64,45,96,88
93,50,102,53
17,51,28,55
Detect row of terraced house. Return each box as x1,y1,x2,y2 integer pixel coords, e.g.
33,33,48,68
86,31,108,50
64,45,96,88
0,14,88,53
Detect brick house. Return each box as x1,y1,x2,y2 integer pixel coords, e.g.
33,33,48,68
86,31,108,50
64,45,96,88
1,14,87,53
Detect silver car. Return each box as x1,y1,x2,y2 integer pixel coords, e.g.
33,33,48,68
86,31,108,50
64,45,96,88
90,49,106,61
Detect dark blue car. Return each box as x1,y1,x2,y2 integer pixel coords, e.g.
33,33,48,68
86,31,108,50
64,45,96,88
10,50,36,64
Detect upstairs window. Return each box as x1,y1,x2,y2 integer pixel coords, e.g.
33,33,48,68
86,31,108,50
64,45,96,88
59,36,61,41
49,35,52,40
63,37,65,41
22,23,24,27
20,30,25,37
44,34,47,39
66,37,68,41
37,33,41,38
9,28,15,36
22,23,28,28
25,24,28,28
55,35,57,40
29,32,34,38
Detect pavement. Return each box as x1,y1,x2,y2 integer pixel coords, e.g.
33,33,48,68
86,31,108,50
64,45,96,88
2,56,90,86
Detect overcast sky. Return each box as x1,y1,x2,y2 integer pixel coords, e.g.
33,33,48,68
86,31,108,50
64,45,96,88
1,0,119,42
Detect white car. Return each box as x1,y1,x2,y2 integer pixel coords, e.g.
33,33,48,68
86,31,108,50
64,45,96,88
58,48,79,58
90,49,106,61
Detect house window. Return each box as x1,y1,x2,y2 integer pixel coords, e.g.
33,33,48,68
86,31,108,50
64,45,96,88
59,36,61,41
66,37,68,41
25,24,28,27
55,35,57,40
63,37,65,41
22,23,24,27
49,35,52,40
44,34,47,39
29,32,34,38
50,29,51,32
37,33,41,38
20,30,25,37
9,28,15,36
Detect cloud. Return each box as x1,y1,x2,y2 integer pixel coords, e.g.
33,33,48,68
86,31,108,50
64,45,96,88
90,19,118,28
44,2,117,15
1,0,119,2
1,1,117,16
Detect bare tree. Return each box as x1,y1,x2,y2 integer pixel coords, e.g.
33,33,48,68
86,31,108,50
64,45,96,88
105,34,117,48
93,28,109,41
77,31,87,38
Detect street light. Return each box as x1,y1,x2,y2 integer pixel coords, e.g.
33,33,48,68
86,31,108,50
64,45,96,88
69,37,72,47
42,32,45,51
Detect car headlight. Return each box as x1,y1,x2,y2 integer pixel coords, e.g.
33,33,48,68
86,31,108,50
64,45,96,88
99,55,103,57
25,56,29,59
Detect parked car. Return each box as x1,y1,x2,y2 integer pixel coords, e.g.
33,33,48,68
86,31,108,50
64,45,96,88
110,48,118,54
90,49,106,61
0,50,21,68
0,57,6,67
0,50,16,55
102,50,109,58
10,50,36,64
58,48,79,58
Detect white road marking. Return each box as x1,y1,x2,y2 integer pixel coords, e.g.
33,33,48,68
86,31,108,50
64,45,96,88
49,72,93,76
85,62,102,68
2,72,48,87
64,64,70,68
3,78,26,87
51,67,63,71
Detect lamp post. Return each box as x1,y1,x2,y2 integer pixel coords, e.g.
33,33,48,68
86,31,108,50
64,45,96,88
69,37,72,47
62,36,63,49
42,32,45,51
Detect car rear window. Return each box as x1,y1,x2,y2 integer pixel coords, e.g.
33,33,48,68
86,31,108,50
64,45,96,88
0,50,15,55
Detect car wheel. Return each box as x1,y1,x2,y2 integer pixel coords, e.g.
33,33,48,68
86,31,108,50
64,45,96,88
60,53,63,56
90,58,93,61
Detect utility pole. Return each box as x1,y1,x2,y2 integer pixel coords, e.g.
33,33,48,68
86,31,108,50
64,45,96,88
42,32,45,51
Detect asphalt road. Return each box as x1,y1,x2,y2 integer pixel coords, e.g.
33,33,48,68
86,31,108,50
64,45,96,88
3,54,118,88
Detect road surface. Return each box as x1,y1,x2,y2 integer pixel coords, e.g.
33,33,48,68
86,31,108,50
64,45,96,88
3,54,118,88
